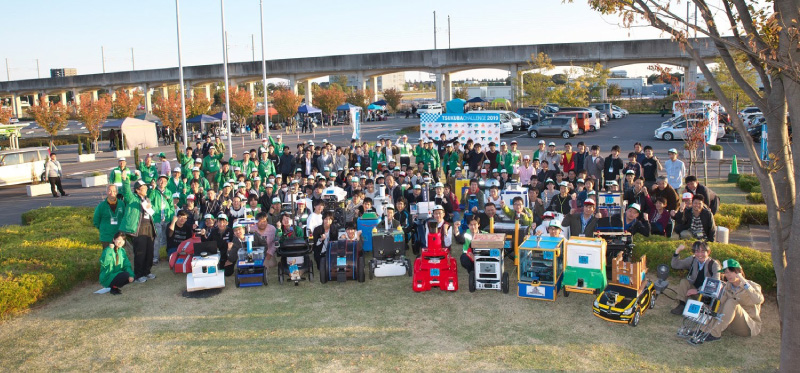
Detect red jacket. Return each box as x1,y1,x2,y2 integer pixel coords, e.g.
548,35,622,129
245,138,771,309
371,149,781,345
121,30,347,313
561,151,577,173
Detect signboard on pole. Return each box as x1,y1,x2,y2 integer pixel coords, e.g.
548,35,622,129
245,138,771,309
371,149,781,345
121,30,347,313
703,103,720,146
760,123,769,161
350,108,361,140
419,113,501,147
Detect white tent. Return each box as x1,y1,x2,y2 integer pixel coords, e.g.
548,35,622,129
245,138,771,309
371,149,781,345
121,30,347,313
102,117,159,149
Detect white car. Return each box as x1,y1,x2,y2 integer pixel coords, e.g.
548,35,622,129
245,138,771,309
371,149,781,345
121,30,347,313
655,118,725,141
8,116,19,124
481,110,517,134
612,105,628,118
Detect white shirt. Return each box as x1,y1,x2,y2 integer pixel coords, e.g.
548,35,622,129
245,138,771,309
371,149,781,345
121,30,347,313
664,158,686,190
307,212,323,236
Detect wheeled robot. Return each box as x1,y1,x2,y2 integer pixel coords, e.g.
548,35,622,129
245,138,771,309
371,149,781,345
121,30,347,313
592,252,656,326
369,228,411,278
677,277,726,345
562,236,608,297
170,235,201,274
320,239,365,283
186,241,226,292
412,221,458,292
468,233,509,293
277,237,314,285
234,238,268,288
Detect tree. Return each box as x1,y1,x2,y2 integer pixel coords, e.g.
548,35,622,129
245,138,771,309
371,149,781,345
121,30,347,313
551,73,568,85
519,52,557,106
72,93,111,153
313,86,346,126
607,83,622,97
452,88,469,100
345,89,372,112
186,92,212,118
578,0,800,368
111,89,142,119
330,75,349,92
382,88,403,112
712,53,759,108
271,86,303,131
0,107,11,124
27,102,69,150
152,91,185,144
223,86,256,129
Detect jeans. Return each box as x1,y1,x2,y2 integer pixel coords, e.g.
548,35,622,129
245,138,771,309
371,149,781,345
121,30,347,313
153,221,168,260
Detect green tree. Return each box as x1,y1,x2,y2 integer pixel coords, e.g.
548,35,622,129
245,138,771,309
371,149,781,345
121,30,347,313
382,88,403,112
345,89,372,112
452,88,469,100
607,83,622,98
577,0,800,367
712,53,758,108
519,52,556,106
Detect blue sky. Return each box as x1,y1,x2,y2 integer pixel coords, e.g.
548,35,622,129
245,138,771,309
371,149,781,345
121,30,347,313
4,0,668,82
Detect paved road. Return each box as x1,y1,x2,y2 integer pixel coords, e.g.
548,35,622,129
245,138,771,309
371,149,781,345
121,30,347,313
0,114,755,226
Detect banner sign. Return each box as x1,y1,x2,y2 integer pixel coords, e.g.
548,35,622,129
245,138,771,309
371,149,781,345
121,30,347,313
351,108,361,140
703,103,720,146
760,123,769,161
420,113,501,147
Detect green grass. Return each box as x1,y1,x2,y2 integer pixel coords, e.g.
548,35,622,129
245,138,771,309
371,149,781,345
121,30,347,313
0,207,780,370
0,207,100,319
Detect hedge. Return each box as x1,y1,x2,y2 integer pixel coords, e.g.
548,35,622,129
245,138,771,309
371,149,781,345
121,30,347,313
632,235,776,291
747,192,765,204
1,207,100,319
737,174,760,193
717,203,768,226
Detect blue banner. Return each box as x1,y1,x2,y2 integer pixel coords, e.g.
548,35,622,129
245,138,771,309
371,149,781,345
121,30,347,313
760,124,768,161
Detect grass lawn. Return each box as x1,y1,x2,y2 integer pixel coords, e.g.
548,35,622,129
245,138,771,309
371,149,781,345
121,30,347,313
706,179,751,205
0,254,779,371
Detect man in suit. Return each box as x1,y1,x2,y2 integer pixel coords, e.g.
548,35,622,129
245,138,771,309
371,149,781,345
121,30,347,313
561,198,600,237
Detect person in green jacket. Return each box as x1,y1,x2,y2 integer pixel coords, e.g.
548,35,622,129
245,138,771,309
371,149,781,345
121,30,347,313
459,216,487,274
268,134,284,156
93,184,126,247
216,162,235,187
504,140,522,175
442,143,460,177
414,139,426,165
119,177,157,282
99,232,135,295
202,147,223,190
229,151,254,174
189,167,211,191
149,175,175,264
177,146,195,175
258,152,276,179
369,144,386,171
109,157,138,188
166,168,187,198
137,154,158,186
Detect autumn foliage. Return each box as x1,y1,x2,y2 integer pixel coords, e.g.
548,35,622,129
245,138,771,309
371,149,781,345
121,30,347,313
0,107,12,124
345,89,373,112
111,89,142,119
223,86,255,128
271,86,303,123
152,91,186,143
313,86,346,125
186,93,212,118
381,88,403,113
27,102,70,150
71,93,112,153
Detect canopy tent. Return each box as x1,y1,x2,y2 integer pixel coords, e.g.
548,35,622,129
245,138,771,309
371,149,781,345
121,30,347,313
297,104,322,114
466,97,488,103
211,111,228,121
186,114,220,124
134,113,161,124
336,103,359,111
254,107,278,116
371,99,387,106
102,118,159,149
445,98,467,114
366,104,384,110
491,98,510,108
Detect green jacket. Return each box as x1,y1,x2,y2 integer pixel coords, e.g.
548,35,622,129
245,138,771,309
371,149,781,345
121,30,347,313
148,187,175,224
138,162,158,184
166,177,187,198
269,136,284,156
229,158,254,174
369,150,386,170
414,145,425,164
276,225,305,241
93,198,126,242
216,169,235,186
501,205,534,227
443,151,460,175
118,179,144,235
108,167,137,186
202,153,223,174
177,151,195,174
501,151,521,174
258,160,276,179
99,245,134,288
397,142,413,156
424,148,440,171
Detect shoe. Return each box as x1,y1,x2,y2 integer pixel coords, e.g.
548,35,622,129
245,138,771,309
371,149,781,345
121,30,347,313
62,193,69,197
671,301,686,315
110,287,121,295
153,259,159,265
53,195,59,198
146,273,156,280
135,277,147,283
704,335,721,343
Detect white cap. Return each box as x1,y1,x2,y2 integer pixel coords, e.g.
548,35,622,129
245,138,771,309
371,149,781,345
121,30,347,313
549,220,562,228
559,181,569,187
628,203,642,213
433,205,444,212
548,142,556,146
434,182,444,188
682,192,694,200
118,157,126,162
192,167,200,172
500,142,507,146
172,192,181,199
523,155,530,160
195,158,202,163
538,140,545,144
203,214,215,220
173,166,181,173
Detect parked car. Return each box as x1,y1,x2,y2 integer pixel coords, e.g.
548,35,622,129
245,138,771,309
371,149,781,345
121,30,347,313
508,111,531,131
612,105,629,117
654,117,725,141
0,147,49,186
589,103,613,119
738,106,761,119
528,116,579,139
417,103,442,117
8,116,19,124
559,107,601,130
516,107,547,127
482,110,519,134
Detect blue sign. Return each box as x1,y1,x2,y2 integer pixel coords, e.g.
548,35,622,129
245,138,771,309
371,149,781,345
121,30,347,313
337,257,347,267
489,249,501,257
618,275,631,285
543,251,553,260
430,268,440,277
579,255,589,265
760,123,769,161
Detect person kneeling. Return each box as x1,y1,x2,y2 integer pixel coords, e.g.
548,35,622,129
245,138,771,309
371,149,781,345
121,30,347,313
703,259,765,342
670,241,721,315
99,232,135,295
223,221,266,277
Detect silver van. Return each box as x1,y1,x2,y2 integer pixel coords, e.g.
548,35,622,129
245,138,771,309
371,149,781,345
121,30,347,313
0,147,49,186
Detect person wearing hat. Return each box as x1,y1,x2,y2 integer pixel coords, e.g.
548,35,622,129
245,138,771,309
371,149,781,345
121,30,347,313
547,181,573,215
213,136,226,155
109,157,139,189
540,178,559,207
165,209,195,259
369,142,387,171
547,220,565,238
700,259,765,343
200,213,233,268
157,152,171,177
395,135,413,168
517,155,536,186
137,153,158,186
534,211,558,236
664,148,686,190
543,142,562,173
202,146,223,190
561,198,600,237
497,142,509,174
267,133,284,156
118,174,157,283
674,193,717,242
166,167,187,198
598,202,651,237
432,182,453,218
223,220,267,276
442,142,460,177
256,150,276,180
378,204,401,230
423,139,442,182
182,193,202,226
421,205,452,253
148,174,176,264
188,167,210,192
533,140,547,162
229,151,254,177
622,169,637,193
670,241,722,315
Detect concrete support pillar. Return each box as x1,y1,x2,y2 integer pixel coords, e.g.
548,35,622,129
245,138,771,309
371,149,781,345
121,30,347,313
92,90,99,102
11,94,21,117
30,93,38,107
41,92,50,105
144,84,153,113
600,87,608,101
357,72,366,92
60,91,68,105
509,64,520,107
435,72,443,103
110,87,117,101
370,75,379,96
304,80,313,105
247,81,256,99
443,73,452,102
160,86,168,99
72,90,81,105
686,59,698,95
288,75,298,95
204,84,212,101
185,81,193,98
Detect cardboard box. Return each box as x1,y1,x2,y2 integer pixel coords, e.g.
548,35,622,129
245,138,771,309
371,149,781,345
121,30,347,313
611,252,647,290
471,233,506,249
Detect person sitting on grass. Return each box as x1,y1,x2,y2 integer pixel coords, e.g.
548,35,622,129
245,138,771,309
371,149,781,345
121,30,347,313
669,241,721,315
700,259,765,343
99,232,134,295
459,217,486,274
223,221,266,276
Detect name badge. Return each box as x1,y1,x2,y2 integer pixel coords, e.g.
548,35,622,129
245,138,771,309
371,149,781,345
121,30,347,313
608,166,614,173
110,217,118,225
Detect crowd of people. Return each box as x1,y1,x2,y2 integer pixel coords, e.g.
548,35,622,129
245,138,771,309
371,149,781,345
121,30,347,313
92,131,760,342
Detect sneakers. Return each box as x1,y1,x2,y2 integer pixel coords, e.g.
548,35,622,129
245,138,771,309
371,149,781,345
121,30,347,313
146,273,156,280
135,276,147,283
110,287,121,295
670,301,686,315
704,335,721,343
153,258,159,265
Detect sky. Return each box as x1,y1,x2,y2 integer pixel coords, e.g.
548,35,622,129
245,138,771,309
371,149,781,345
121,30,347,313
3,0,678,83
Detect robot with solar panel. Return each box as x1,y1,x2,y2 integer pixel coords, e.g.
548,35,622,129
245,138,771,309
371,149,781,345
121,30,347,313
233,218,268,288
412,220,458,292
677,277,727,345
468,233,510,293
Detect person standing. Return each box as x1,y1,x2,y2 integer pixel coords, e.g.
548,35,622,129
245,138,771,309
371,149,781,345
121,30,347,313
119,177,158,283
148,175,175,264
44,153,68,198
664,148,686,191
93,184,125,248
583,145,604,191
108,157,138,190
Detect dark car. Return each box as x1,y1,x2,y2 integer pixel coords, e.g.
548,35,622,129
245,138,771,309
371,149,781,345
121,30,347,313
527,116,579,139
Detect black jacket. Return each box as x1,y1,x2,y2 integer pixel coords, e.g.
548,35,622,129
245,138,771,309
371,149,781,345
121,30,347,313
599,214,651,237
278,154,296,176
685,184,719,214
603,156,624,185
675,207,716,242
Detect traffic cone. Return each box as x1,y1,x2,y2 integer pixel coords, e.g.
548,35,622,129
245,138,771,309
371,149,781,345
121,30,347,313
728,155,740,182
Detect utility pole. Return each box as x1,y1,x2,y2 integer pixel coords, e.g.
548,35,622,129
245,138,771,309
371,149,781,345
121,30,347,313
131,48,135,70
5,58,9,81
175,0,188,147
259,0,270,135
36,59,40,79
448,15,451,49
251,34,255,61
221,0,233,158
433,11,437,50
101,46,106,73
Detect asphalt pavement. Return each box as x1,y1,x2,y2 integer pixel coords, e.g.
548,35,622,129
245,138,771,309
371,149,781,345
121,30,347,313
0,114,754,226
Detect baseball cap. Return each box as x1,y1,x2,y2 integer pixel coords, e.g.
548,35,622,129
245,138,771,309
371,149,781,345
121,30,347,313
492,168,499,173
385,204,395,211
272,197,281,204
625,170,635,175
577,178,585,184
538,140,545,145
118,157,126,162
543,211,556,219
719,259,742,272
158,174,168,180
545,178,555,184
237,182,246,188
203,214,215,220
232,222,245,229
217,213,228,220
480,169,488,174
510,140,517,144
265,183,274,188
501,169,508,174
366,167,372,171
559,181,569,187
455,167,462,171
172,192,181,199
483,160,490,164
186,194,195,201
548,142,556,146
628,203,641,213
549,220,562,228
668,148,678,154
523,155,530,160
682,192,694,200
194,158,202,163
134,180,147,189
433,205,444,211
413,184,421,190
500,142,507,146
322,139,328,143
158,152,166,158
434,182,444,188
583,198,596,206
192,167,200,172
354,163,361,167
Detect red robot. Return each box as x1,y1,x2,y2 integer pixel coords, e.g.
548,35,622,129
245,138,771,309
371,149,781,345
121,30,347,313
412,220,459,292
